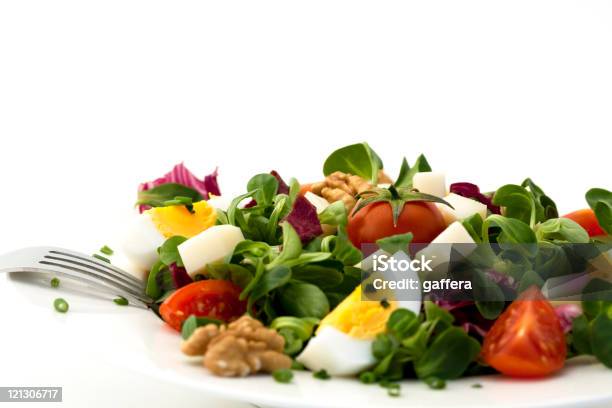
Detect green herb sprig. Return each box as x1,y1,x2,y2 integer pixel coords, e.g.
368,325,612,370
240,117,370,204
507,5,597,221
364,303,480,388
570,279,612,367
586,188,612,235
323,142,383,184
492,180,558,228
136,183,202,209
270,316,319,356
145,235,188,301
395,154,431,188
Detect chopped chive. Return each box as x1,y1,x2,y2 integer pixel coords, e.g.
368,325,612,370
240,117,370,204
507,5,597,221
424,376,446,390
387,386,401,397
93,254,110,263
100,245,114,256
380,298,390,309
379,381,401,397
471,383,483,389
313,369,330,380
113,296,129,306
359,371,377,384
291,361,306,371
272,368,293,384
50,277,60,288
53,298,69,313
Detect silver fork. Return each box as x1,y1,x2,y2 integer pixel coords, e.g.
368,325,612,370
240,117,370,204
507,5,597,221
0,247,153,308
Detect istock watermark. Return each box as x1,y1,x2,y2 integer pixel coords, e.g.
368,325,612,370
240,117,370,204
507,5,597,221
367,251,472,296
372,253,434,273
370,277,473,293
359,243,612,303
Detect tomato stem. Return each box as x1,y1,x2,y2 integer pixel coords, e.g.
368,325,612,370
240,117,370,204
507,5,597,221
388,184,401,200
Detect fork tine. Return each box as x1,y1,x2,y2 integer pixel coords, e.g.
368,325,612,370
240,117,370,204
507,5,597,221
28,269,151,309
43,254,145,293
39,259,149,302
0,246,153,306
39,255,144,294
49,249,144,286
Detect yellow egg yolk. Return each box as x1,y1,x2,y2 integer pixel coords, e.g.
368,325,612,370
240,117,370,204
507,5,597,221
317,285,398,340
147,201,216,239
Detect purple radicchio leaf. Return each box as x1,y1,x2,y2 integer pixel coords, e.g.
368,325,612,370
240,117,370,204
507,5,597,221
270,170,290,194
434,299,495,338
138,163,221,213
169,263,193,289
283,195,323,243
203,168,222,197
485,269,518,297
450,182,500,214
554,303,582,333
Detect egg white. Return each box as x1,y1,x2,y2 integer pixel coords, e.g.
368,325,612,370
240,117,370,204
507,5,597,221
121,213,165,273
296,297,421,377
206,196,231,212
296,326,377,376
178,225,245,278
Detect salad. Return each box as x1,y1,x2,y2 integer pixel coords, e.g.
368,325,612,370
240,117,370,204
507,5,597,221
116,142,612,395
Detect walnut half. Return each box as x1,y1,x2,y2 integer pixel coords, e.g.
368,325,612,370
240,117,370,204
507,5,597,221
181,316,292,377
181,323,220,356
310,170,392,212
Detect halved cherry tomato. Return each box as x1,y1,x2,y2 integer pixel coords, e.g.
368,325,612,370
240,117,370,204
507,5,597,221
159,280,246,331
347,201,446,248
482,286,566,377
563,208,606,237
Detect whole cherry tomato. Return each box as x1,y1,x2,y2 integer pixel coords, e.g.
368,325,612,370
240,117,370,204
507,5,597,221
563,209,606,237
347,201,446,248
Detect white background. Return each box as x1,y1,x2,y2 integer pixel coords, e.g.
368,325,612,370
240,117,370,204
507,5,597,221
1,1,611,407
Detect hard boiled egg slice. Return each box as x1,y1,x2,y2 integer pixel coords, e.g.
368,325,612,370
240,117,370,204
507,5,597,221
121,201,216,273
178,225,245,278
295,326,375,377
304,192,330,214
304,192,338,235
296,285,420,376
121,212,167,273
206,195,232,212
412,172,447,198
436,193,488,225
416,221,477,270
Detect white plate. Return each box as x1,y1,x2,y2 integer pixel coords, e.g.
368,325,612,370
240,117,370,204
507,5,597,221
5,268,612,408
